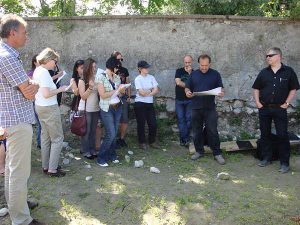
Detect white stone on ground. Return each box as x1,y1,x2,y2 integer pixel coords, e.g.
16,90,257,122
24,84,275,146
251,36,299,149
150,167,160,174
62,158,70,165
85,176,93,181
0,208,9,217
134,160,144,168
217,172,230,180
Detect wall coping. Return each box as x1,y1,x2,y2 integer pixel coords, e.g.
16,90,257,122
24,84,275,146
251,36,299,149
24,14,300,23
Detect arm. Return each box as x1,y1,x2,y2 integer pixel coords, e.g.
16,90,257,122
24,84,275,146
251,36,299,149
253,89,263,108
185,87,193,98
175,78,186,88
126,77,131,100
98,82,118,99
18,80,39,100
280,89,297,109
78,79,93,100
41,86,65,99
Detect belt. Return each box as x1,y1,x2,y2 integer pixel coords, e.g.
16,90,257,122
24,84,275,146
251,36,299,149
263,104,282,108
110,102,121,109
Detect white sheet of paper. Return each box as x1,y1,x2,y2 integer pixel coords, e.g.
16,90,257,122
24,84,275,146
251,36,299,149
64,83,72,91
56,71,67,84
193,87,222,96
96,68,104,77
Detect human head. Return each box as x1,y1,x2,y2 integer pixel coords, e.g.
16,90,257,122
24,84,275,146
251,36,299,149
83,58,96,84
266,47,282,67
111,51,123,61
0,14,27,49
72,59,84,79
106,56,120,73
36,48,59,70
137,60,151,74
31,54,39,71
198,54,211,73
183,55,193,68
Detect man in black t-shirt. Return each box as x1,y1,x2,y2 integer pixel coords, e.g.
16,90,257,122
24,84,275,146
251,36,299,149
175,55,193,147
185,54,226,165
252,47,299,173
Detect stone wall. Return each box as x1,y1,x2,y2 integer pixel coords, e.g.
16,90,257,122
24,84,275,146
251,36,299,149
20,15,300,137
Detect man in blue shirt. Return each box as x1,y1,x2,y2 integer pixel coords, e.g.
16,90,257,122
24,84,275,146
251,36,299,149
0,14,44,225
185,54,225,165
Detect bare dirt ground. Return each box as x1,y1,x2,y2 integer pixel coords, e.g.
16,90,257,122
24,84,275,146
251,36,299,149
1,133,300,225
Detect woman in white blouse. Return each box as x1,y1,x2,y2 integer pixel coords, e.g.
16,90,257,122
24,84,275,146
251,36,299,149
34,48,68,177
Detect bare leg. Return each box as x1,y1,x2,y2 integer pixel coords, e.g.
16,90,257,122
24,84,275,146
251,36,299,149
120,123,128,139
95,124,102,152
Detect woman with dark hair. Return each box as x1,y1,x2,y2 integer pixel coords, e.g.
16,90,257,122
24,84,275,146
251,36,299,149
70,59,84,111
27,54,39,78
78,58,100,159
96,57,126,167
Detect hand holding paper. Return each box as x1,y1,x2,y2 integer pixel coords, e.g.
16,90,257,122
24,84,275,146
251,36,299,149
193,87,222,96
56,71,67,84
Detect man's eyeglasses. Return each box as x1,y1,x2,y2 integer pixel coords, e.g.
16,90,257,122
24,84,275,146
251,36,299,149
266,54,278,58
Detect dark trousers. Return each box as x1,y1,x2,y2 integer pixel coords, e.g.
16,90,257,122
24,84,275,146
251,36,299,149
259,107,290,166
192,109,221,156
80,111,99,156
134,102,157,144
175,99,192,142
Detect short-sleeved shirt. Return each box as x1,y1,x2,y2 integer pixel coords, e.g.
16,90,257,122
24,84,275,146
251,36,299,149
175,67,193,101
0,41,35,128
186,68,223,110
252,64,299,105
98,73,121,112
135,74,158,103
33,66,58,106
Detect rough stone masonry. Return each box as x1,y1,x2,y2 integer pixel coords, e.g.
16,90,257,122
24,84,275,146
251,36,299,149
21,15,300,137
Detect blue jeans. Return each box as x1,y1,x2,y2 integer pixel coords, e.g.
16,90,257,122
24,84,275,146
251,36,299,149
33,102,41,147
97,106,122,164
175,99,192,143
80,111,99,156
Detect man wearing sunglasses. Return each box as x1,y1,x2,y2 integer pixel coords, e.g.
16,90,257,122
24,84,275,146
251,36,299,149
252,47,299,173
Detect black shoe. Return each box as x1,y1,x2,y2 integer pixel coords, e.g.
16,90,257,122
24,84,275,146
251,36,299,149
258,159,271,167
84,155,94,160
37,145,41,149
120,139,128,148
27,201,39,210
47,170,66,177
29,219,46,225
278,164,290,173
43,165,62,174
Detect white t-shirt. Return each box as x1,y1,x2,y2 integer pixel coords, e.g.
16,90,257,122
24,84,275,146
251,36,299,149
33,66,58,106
134,74,158,103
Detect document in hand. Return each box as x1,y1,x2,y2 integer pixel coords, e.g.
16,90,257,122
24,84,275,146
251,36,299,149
56,71,67,84
193,87,222,96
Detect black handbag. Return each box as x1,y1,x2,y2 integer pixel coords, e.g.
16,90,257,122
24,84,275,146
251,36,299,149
70,97,87,136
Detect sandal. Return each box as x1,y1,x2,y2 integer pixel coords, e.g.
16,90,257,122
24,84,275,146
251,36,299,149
43,165,62,174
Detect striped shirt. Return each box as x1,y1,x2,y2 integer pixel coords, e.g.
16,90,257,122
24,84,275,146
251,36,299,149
98,73,121,112
0,41,35,128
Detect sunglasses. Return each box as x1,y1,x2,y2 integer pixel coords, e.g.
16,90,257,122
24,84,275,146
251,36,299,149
52,59,58,64
266,54,278,58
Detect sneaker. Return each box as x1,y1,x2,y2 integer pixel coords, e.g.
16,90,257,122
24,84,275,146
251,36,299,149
258,159,271,167
149,142,160,149
112,159,120,164
29,219,46,225
278,164,290,173
97,162,109,167
214,155,226,165
139,143,148,150
191,152,203,160
27,201,39,210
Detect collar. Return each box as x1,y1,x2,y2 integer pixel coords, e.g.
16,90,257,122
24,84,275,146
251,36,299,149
0,41,20,59
267,63,286,71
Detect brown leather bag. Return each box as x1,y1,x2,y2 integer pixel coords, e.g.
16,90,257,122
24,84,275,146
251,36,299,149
70,98,87,136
